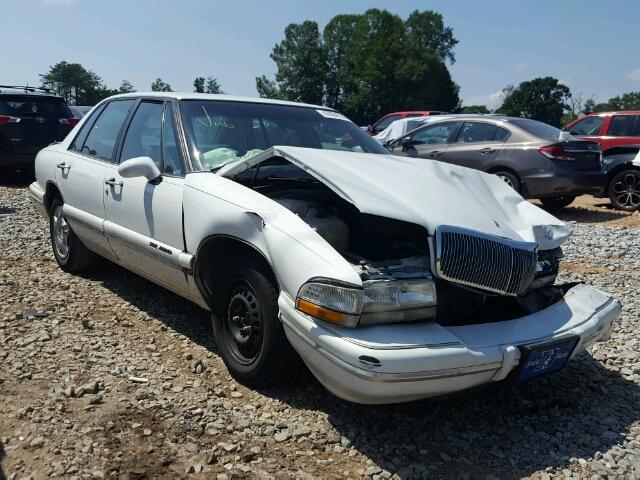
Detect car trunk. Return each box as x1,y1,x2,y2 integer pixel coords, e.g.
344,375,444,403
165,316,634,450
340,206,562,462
0,95,74,155
539,139,602,171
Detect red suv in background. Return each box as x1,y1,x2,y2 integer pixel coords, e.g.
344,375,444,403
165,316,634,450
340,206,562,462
564,111,640,152
366,110,449,135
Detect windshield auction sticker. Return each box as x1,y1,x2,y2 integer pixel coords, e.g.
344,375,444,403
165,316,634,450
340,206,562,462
316,109,350,121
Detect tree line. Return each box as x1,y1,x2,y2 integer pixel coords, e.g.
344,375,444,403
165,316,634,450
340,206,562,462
37,8,640,128
38,61,223,105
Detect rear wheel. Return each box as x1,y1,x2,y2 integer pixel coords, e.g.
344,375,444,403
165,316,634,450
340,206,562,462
49,197,96,272
211,256,300,387
540,195,576,211
493,170,521,194
608,169,640,211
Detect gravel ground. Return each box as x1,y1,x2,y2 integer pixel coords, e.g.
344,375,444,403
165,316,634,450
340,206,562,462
1,179,639,480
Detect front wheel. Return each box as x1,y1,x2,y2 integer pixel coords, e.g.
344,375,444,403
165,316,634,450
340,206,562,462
211,256,300,387
608,169,640,211
49,197,96,272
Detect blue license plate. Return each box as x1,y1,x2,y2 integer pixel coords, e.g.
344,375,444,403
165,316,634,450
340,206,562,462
516,336,579,381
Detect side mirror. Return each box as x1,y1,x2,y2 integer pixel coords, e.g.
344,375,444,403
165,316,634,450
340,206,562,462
401,137,419,150
118,156,161,182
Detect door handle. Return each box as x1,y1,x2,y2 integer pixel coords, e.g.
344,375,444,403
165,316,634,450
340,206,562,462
56,162,70,172
428,151,443,157
104,178,124,187
479,148,496,154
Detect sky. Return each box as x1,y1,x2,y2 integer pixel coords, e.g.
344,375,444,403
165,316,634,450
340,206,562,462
2,0,640,110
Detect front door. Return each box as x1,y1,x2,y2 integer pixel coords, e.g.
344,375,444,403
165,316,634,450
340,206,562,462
103,100,190,296
391,121,459,161
444,121,509,169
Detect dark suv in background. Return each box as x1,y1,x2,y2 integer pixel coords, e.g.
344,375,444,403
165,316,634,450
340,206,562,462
388,115,604,209
0,85,78,171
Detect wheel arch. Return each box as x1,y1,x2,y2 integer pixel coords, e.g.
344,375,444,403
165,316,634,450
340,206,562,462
192,234,279,312
487,165,521,179
44,181,63,215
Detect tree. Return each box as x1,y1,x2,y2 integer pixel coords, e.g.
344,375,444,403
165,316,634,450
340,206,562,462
40,61,111,105
496,77,571,127
205,76,223,94
151,78,172,92
459,105,490,114
118,80,136,93
257,9,460,125
267,20,326,104
193,77,205,93
593,91,640,111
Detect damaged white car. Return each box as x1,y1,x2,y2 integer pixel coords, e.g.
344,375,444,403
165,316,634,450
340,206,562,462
29,93,621,404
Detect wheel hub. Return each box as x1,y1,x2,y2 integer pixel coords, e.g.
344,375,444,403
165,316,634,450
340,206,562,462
52,205,70,259
225,284,263,362
612,172,640,209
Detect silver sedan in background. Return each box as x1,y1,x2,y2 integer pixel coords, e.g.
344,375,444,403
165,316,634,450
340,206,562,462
388,115,604,210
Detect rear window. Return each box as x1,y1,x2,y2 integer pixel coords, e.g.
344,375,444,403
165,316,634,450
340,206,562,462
510,119,562,140
607,115,639,136
0,95,71,118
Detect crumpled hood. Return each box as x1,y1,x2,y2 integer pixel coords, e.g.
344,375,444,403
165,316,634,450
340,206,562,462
219,146,571,249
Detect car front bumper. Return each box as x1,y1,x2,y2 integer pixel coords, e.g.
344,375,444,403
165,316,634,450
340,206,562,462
522,163,605,199
279,283,620,404
28,181,48,217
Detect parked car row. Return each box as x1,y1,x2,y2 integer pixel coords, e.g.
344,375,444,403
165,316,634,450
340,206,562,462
372,111,640,211
28,92,620,404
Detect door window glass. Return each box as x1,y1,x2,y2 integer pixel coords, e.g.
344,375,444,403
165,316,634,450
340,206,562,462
162,103,185,175
120,102,163,168
81,100,135,161
454,122,498,143
69,104,105,152
410,122,458,145
607,115,638,136
494,126,510,141
568,116,603,136
374,114,401,131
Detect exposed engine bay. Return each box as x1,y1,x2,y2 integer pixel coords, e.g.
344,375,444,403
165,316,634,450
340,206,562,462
231,157,564,326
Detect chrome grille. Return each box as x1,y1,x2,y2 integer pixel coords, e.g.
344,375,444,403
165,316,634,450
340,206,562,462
434,226,537,296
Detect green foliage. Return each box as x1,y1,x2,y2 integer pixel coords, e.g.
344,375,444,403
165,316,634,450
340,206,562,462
151,78,172,92
593,91,640,112
194,77,205,93
496,76,571,127
459,105,490,114
256,8,460,125
194,76,224,94
40,61,113,105
118,80,135,93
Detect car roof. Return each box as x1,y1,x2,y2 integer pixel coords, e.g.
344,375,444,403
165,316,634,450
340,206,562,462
583,110,640,116
0,86,63,99
108,92,330,110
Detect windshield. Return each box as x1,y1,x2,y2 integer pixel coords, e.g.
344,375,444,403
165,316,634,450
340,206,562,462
179,100,388,170
510,118,564,140
0,95,71,118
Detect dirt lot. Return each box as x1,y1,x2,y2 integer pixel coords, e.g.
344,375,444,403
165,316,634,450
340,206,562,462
1,181,639,479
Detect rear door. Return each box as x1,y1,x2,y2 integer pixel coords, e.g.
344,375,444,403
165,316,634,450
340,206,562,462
599,114,640,151
390,121,460,160
0,94,76,158
444,121,510,169
55,99,136,258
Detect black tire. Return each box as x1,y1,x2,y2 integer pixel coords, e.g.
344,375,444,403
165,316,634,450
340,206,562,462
540,195,576,211
211,256,300,387
493,170,521,194
608,169,640,211
49,197,96,272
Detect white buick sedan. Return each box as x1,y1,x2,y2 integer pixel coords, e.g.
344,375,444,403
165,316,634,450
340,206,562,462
29,93,620,404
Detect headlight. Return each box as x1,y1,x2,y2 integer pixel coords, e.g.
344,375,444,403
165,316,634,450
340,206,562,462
295,279,436,327
361,280,436,325
296,281,363,327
